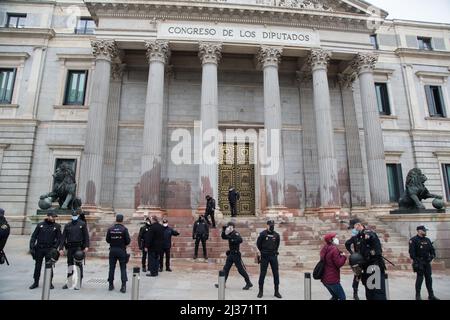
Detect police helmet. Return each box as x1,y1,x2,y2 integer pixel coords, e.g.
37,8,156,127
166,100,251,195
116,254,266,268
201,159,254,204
49,248,60,263
349,253,366,267
73,250,85,263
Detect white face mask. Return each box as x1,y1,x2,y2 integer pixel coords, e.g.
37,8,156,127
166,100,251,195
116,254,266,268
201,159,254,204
163,223,168,227
332,238,340,245
72,216,79,221
225,226,233,235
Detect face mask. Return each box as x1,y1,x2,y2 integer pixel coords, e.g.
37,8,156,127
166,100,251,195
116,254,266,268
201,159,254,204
332,238,340,245
269,225,275,232
72,216,79,221
351,229,358,236
225,226,233,235
163,223,168,227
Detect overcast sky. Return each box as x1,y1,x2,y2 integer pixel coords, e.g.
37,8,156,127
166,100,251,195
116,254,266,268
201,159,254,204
368,0,450,23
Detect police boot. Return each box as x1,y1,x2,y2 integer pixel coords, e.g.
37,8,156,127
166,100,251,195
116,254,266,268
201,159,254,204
353,290,360,301
274,286,282,299
257,287,263,298
243,282,253,290
50,283,54,290
415,292,422,300
120,283,126,294
29,282,39,290
428,294,439,300
108,282,114,291
142,266,147,273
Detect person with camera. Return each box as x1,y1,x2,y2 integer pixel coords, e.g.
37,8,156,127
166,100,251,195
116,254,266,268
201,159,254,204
409,225,439,300
215,222,253,290
106,214,131,293
28,211,61,289
192,215,209,261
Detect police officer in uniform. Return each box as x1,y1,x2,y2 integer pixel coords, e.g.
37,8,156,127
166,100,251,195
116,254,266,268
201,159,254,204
192,215,209,260
409,225,439,300
215,222,253,290
0,208,11,265
138,217,151,272
106,214,131,293
59,210,90,289
349,218,387,300
204,195,216,228
228,187,240,218
345,226,363,300
256,220,281,299
29,212,61,289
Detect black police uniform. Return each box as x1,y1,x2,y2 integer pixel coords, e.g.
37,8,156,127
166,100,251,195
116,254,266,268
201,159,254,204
228,189,240,217
138,222,150,271
59,219,90,283
345,235,363,297
257,229,280,291
106,223,131,286
193,218,209,259
160,226,180,271
205,197,216,228
145,222,165,276
0,215,10,252
29,219,62,285
409,235,436,298
357,228,387,300
221,228,252,287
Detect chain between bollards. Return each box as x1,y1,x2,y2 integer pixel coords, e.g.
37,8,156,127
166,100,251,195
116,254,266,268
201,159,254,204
218,270,226,300
304,272,312,300
131,267,140,300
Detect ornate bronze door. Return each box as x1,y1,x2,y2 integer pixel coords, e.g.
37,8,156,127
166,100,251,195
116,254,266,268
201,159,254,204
218,143,255,216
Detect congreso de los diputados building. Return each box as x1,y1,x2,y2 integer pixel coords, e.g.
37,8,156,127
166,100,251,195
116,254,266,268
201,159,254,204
0,0,450,258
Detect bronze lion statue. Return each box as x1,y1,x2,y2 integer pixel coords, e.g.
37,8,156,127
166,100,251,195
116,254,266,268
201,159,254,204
398,168,442,209
39,163,82,210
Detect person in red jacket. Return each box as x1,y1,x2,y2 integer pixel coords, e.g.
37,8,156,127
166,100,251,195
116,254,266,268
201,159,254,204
320,232,347,300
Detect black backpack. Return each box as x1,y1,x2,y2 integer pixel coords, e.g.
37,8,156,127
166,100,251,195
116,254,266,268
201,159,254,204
313,247,330,280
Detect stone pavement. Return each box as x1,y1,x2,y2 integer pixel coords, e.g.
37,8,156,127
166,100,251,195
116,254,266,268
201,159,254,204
1,236,449,300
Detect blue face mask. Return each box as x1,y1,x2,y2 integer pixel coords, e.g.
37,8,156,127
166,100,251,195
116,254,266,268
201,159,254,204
351,229,358,236
72,216,79,221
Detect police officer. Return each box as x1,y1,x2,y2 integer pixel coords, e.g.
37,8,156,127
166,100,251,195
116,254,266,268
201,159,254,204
228,187,240,217
345,226,363,300
145,216,165,277
192,215,209,260
0,208,11,265
29,212,61,289
256,220,281,299
204,195,216,228
215,222,253,290
106,214,131,293
409,225,439,300
59,210,90,290
349,218,387,300
138,217,151,272
160,219,179,272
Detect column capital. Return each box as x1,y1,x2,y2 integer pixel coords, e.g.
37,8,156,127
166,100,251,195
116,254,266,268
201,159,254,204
308,48,331,71
351,53,379,75
199,42,223,65
257,46,283,68
337,73,357,89
145,40,170,64
91,39,119,62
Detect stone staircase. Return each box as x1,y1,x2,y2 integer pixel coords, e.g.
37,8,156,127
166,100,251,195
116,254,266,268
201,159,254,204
85,213,447,272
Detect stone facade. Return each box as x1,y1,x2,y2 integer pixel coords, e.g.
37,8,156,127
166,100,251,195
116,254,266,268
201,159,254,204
0,0,449,234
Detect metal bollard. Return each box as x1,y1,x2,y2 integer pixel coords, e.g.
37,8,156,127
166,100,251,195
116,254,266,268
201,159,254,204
385,273,390,300
75,264,82,290
218,270,226,300
131,267,140,300
304,272,312,300
41,261,52,300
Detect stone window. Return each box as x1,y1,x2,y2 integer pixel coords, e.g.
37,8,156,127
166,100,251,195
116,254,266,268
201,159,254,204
425,85,446,118
443,164,450,201
64,70,88,106
386,163,404,203
417,37,433,51
6,13,26,28
370,34,379,50
375,82,391,115
0,68,16,104
75,18,95,35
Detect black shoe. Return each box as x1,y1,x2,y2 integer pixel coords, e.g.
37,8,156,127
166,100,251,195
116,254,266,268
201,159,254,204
193,256,197,260
215,283,226,289
50,284,54,290
416,294,422,300
243,282,253,290
142,267,147,273
120,284,126,293
429,295,440,300
159,268,163,272
147,273,158,277
274,291,282,299
62,284,68,290
29,282,38,290
109,283,114,291
166,268,172,272
353,292,360,300
257,288,263,298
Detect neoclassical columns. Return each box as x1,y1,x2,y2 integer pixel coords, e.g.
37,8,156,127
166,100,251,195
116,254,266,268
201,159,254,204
351,53,389,205
308,48,340,208
80,39,119,207
257,46,286,209
198,42,222,207
139,40,170,213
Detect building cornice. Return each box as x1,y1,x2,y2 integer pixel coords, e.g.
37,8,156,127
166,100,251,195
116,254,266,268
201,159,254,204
0,27,55,40
395,48,450,60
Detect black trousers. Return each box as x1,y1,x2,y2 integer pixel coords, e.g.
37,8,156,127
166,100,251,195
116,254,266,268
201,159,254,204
258,254,279,288
223,253,250,284
205,212,216,228
33,247,54,282
194,237,207,258
352,275,360,291
66,247,83,280
141,248,147,268
229,203,238,217
148,251,160,275
108,247,128,284
416,262,434,296
361,267,387,300
159,248,171,270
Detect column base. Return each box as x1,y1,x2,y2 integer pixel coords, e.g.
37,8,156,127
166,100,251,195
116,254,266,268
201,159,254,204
80,204,110,217
263,206,293,218
318,207,342,218
368,204,393,217
134,207,165,218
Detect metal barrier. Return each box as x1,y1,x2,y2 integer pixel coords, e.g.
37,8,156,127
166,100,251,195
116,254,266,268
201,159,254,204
41,261,52,300
218,270,226,300
131,267,140,300
304,272,312,300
